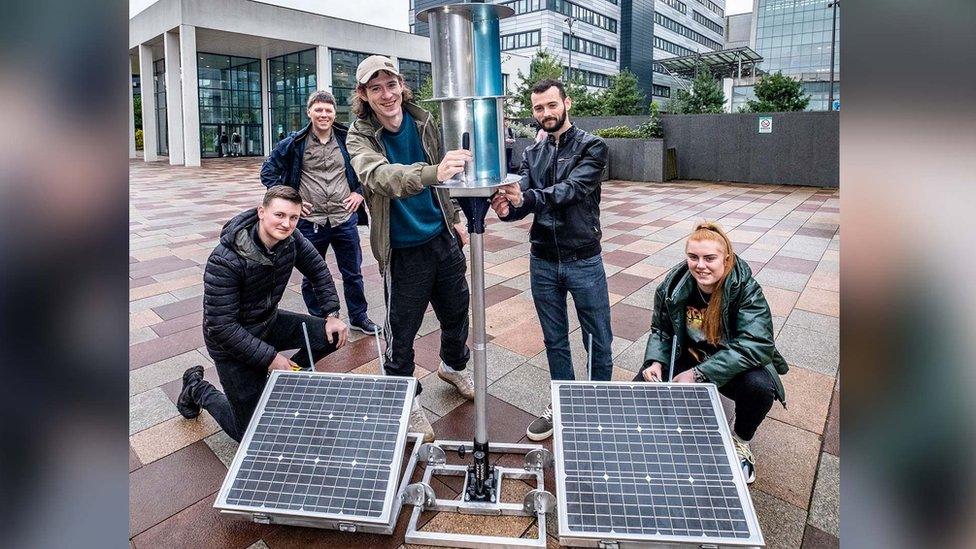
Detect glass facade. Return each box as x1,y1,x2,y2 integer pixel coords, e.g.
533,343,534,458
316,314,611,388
399,58,432,94
755,0,840,110
331,49,373,123
268,48,317,142
197,53,263,158
153,58,168,156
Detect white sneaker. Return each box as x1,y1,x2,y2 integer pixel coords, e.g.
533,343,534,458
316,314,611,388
733,435,756,484
408,398,435,442
437,362,475,400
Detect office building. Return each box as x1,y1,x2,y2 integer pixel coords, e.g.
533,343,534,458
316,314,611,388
724,12,752,49
129,0,529,166
650,0,727,105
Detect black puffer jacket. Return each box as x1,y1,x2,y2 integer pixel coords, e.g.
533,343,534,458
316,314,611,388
499,125,608,262
202,209,339,370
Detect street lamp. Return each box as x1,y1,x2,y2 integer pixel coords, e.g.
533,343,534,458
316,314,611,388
564,16,574,82
827,0,840,109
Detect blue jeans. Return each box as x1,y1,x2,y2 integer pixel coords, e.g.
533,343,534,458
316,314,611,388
530,254,614,382
297,215,369,323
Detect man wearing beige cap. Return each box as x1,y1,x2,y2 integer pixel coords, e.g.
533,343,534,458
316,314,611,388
346,55,474,442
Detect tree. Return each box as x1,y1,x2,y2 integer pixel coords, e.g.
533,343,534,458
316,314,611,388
670,68,726,114
601,70,646,115
415,76,440,127
513,49,563,117
133,94,142,130
742,71,810,113
565,77,605,117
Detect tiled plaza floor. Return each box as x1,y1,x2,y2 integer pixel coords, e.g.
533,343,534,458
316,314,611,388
129,156,839,548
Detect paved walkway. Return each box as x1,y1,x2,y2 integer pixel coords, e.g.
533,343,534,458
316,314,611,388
129,157,839,548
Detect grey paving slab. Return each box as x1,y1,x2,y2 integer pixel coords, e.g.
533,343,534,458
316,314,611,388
129,350,214,396
130,292,179,313
612,333,650,373
808,452,840,537
501,273,532,291
488,362,552,417
755,267,812,293
204,430,239,469
486,343,531,383
785,309,839,337
776,324,839,376
526,331,633,380
130,388,180,435
130,326,158,345
620,279,659,309
419,370,470,418
752,490,807,549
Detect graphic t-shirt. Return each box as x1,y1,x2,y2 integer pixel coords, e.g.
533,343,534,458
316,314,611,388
677,288,723,375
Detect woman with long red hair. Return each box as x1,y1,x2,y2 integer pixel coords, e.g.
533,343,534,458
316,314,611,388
638,221,788,484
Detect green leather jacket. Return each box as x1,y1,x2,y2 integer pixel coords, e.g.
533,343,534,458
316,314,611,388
643,258,788,405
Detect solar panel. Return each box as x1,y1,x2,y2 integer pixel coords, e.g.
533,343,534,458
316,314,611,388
552,381,764,547
214,371,416,531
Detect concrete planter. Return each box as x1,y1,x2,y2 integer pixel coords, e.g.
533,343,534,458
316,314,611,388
603,138,664,182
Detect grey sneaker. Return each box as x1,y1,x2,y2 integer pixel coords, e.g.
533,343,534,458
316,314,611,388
408,399,435,443
437,362,474,400
526,404,554,441
733,436,756,484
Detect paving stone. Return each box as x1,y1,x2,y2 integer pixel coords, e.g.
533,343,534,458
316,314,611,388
131,490,270,549
823,389,839,456
776,325,839,376
808,453,840,536
129,327,206,370
159,364,224,404
129,444,142,472
751,490,807,549
489,362,554,416
129,350,214,396
204,430,239,469
796,287,839,317
751,418,822,510
129,441,228,538
130,413,221,465
758,285,800,318
433,395,536,444
610,302,653,341
801,524,839,548
767,366,834,435
785,309,839,337
755,267,811,293
130,387,180,435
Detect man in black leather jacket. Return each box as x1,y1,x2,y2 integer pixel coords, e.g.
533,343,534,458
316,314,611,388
492,79,614,441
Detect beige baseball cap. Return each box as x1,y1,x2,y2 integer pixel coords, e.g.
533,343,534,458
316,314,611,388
355,55,401,84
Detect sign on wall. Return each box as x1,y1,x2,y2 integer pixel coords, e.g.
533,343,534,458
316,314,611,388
758,116,773,134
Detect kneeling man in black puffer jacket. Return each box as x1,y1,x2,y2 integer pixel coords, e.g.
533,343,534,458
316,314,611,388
176,186,350,442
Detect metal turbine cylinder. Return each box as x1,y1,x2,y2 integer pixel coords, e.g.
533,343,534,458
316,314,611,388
426,9,477,182
470,4,505,182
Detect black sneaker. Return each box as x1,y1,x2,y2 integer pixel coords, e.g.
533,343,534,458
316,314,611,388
177,366,205,419
526,404,554,441
350,318,382,334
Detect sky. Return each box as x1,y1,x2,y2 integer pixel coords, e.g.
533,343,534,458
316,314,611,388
130,0,753,26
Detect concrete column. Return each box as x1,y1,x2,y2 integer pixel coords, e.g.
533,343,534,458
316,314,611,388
179,25,201,167
315,45,332,92
163,30,185,165
138,44,159,162
722,78,734,113
260,52,271,155
129,60,137,159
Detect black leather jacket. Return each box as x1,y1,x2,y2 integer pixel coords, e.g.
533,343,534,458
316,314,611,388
500,125,608,262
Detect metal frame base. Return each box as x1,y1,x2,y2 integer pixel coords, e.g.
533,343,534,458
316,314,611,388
403,440,555,548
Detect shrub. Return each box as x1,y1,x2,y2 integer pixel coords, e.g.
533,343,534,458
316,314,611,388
593,125,640,139
509,121,537,138
135,128,144,150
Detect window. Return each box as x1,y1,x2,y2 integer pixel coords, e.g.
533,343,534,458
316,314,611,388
152,58,168,156
654,12,723,50
331,49,374,123
653,62,669,74
399,58,432,93
268,48,317,140
553,0,618,34
660,0,687,15
693,10,724,36
654,36,698,58
500,30,542,51
652,84,671,98
563,67,612,88
197,53,263,158
563,33,617,62
692,0,723,17
500,0,545,15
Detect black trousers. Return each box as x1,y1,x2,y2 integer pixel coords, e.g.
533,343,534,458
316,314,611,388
633,366,777,441
195,310,339,442
384,228,470,394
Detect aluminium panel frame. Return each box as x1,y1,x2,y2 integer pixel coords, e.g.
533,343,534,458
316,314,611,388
213,371,418,534
551,381,765,548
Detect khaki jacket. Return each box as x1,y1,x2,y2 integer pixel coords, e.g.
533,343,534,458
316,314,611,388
346,102,461,274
